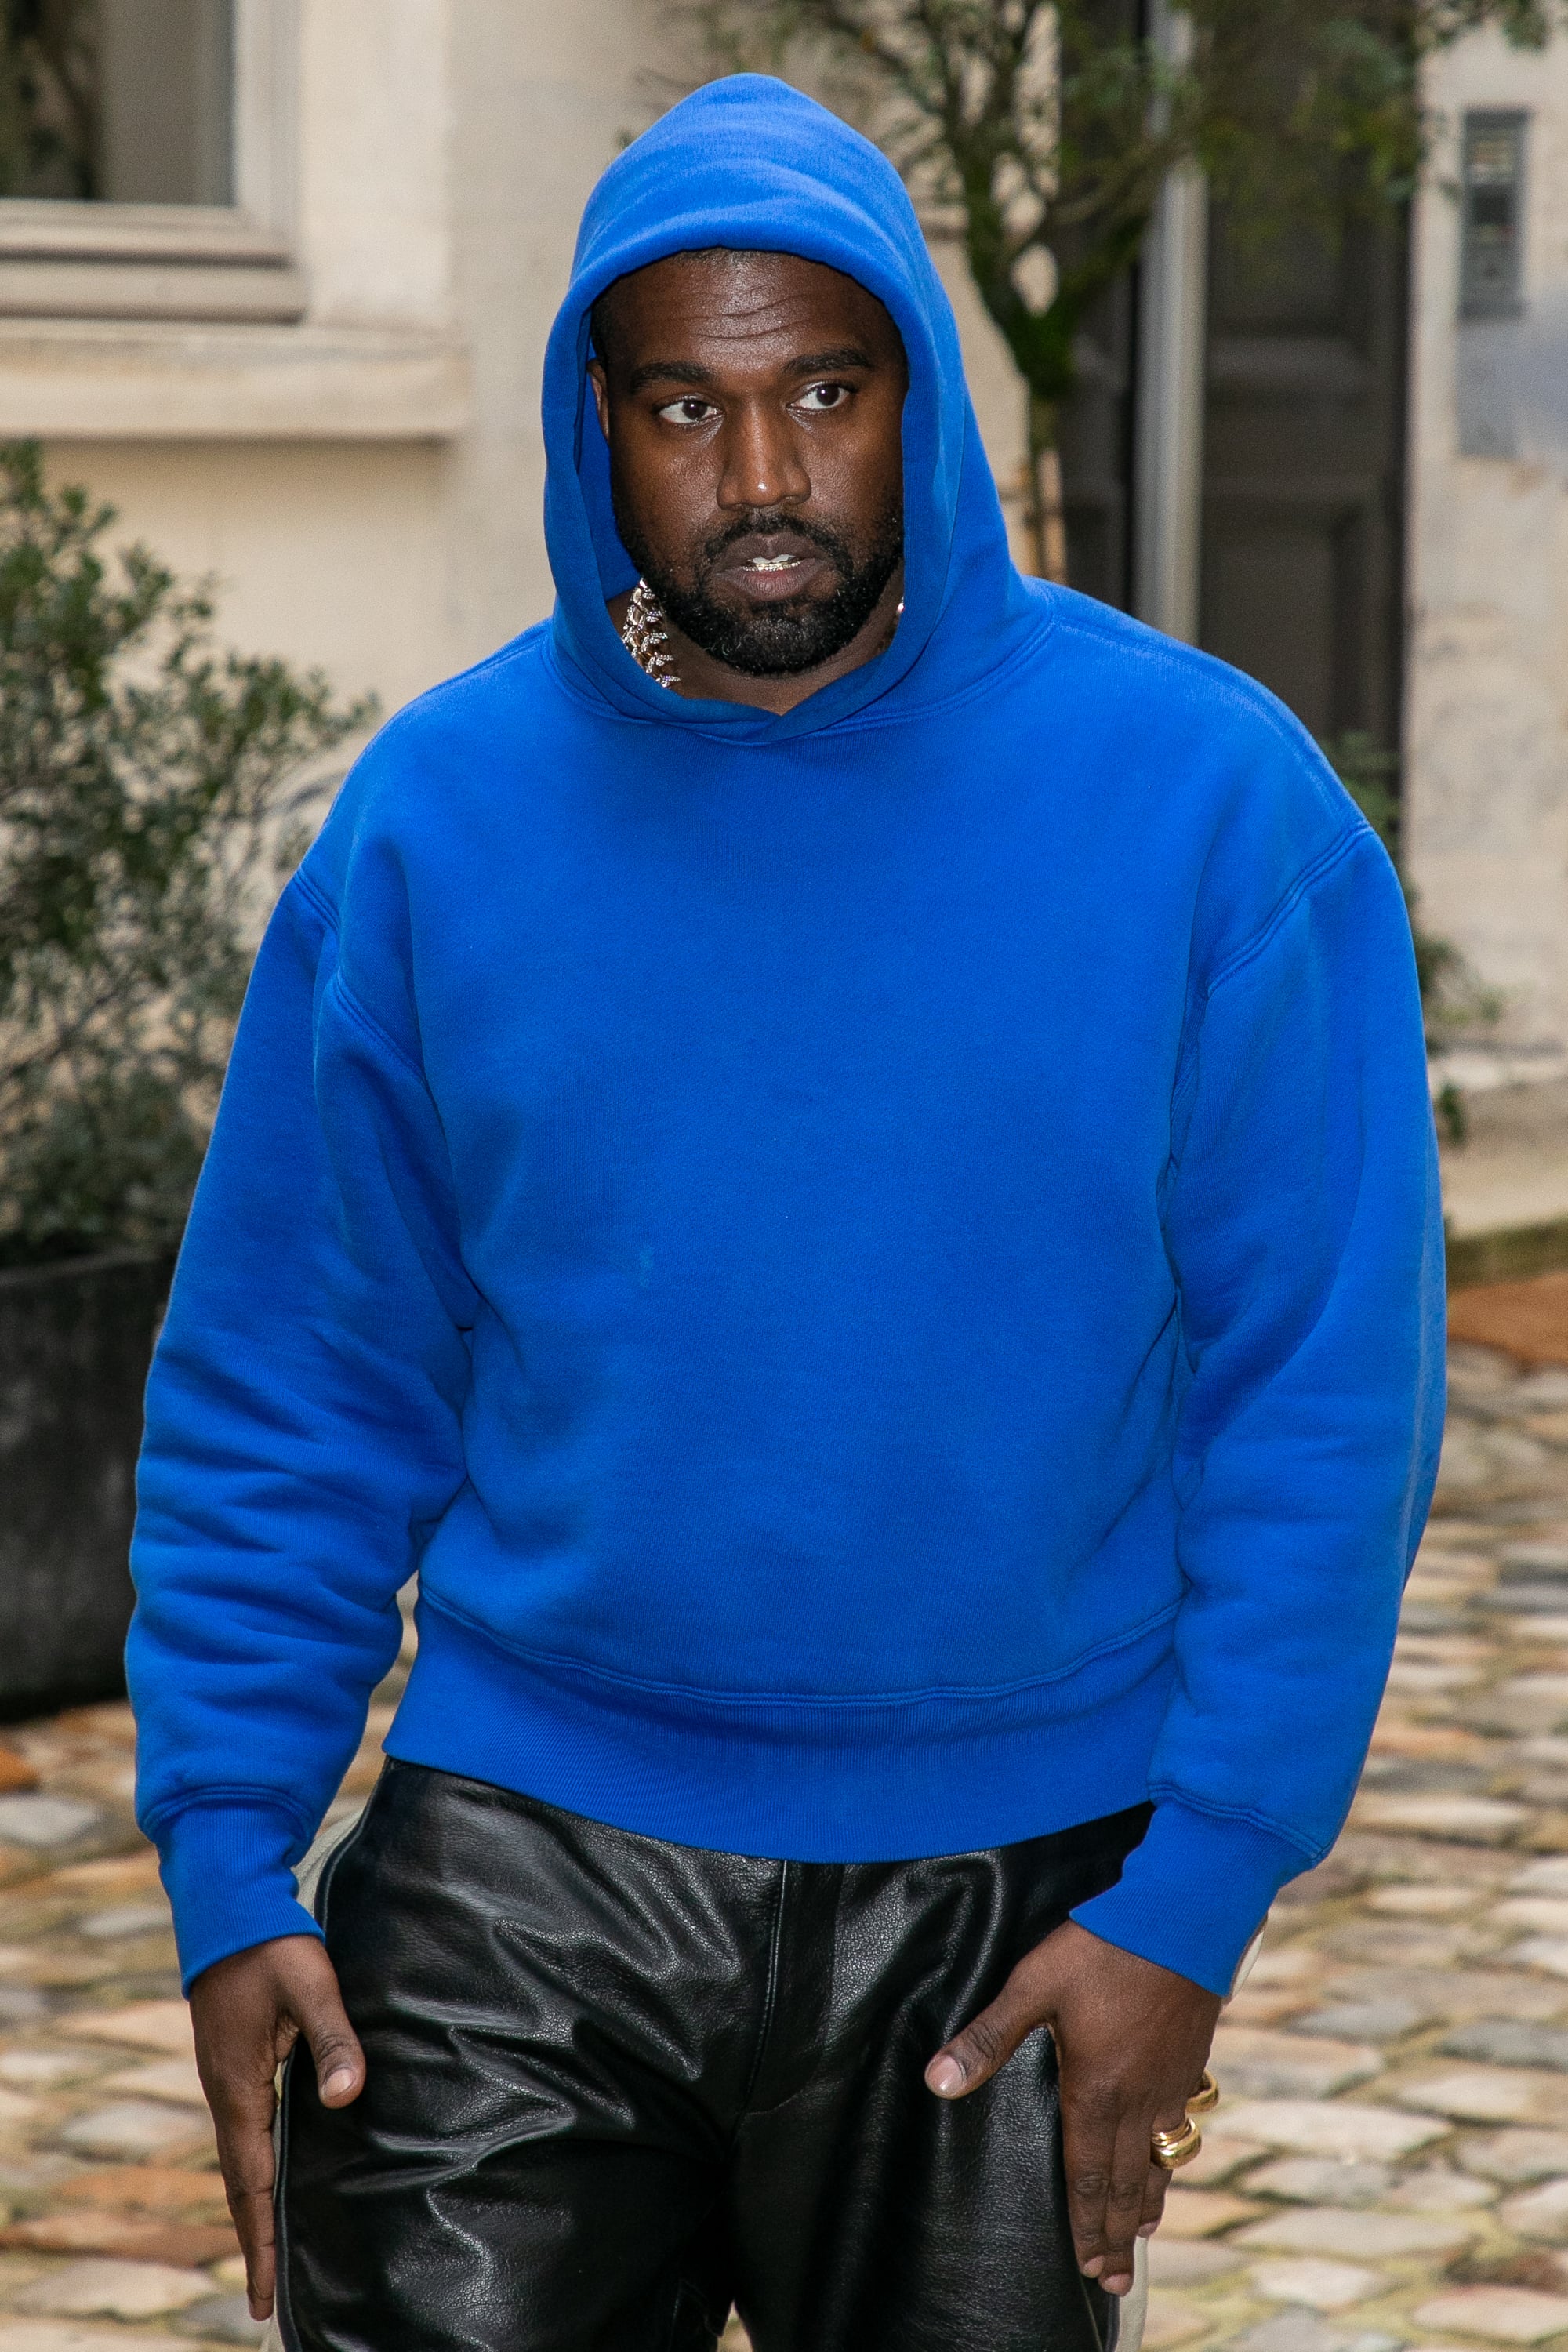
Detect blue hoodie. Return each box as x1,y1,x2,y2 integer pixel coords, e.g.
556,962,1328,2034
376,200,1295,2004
129,76,1444,2000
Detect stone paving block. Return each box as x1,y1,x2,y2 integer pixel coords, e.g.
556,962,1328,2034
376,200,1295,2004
1161,2190,1265,2238
1141,2293,1212,2348
1353,1795,1530,1843
1412,2288,1568,2343
1210,2027,1383,2100
1396,2068,1568,2125
1366,1886,1480,1918
1217,2101,1446,2161
1512,1941,1568,1980
1359,1970,1568,2024
171,2296,266,2346
1386,2169,1500,2210
1503,2180,1568,2242
14,2257,219,2318
0,2328,201,2352
1461,2130,1568,2183
1513,1853,1568,1894
0,2212,237,2264
0,2052,108,2091
1233,2208,1481,2258
53,2167,229,2216
1249,2259,1385,2310
0,1802,99,1850
1149,2240,1250,2287
64,2002,192,2057
1245,2159,1395,2208
1502,1549,1568,1578
0,2084,38,2125
1180,2137,1273,2187
56,2100,215,2162
75,1904,172,1944
97,2058,206,2110
1291,2002,1432,2043
1218,2322,1398,2352
1442,2023,1568,2072
1501,1904,1568,1936
1321,1926,1473,1969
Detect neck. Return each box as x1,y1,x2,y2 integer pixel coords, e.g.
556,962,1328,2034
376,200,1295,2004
608,564,906,715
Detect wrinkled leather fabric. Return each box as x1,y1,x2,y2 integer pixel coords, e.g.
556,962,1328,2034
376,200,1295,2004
276,1762,1150,2352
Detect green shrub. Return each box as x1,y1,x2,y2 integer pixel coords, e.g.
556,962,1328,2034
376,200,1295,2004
0,441,373,1265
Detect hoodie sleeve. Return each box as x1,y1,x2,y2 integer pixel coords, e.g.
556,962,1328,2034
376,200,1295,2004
1071,824,1446,1994
128,866,473,1993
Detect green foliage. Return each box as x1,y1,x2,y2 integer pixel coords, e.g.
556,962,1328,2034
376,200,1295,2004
0,441,374,1265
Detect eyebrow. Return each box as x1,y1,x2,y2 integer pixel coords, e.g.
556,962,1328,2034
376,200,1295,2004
626,343,880,394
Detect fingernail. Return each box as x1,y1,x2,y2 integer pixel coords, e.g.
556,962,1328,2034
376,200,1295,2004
323,2067,356,2099
1104,2274,1133,2296
1138,2221,1159,2237
1081,2257,1105,2278
925,2055,964,2096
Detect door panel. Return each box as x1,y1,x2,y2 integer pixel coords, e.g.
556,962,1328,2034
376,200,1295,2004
1200,205,1410,746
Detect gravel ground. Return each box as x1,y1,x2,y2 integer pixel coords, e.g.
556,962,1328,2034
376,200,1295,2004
5,1341,1568,2351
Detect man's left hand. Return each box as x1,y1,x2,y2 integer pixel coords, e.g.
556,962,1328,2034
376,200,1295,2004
925,1919,1221,2294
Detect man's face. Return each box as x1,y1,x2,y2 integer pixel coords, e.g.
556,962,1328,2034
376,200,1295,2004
587,249,907,680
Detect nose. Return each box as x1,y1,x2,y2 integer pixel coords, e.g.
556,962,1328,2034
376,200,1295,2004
717,396,811,514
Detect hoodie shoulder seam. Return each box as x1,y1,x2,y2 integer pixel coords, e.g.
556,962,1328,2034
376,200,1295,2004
289,864,339,934
326,965,430,1089
1201,822,1375,1004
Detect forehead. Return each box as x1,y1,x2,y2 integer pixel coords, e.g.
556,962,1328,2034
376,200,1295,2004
596,249,902,367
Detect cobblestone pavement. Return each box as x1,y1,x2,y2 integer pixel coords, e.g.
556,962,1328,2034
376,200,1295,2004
9,1341,1568,2351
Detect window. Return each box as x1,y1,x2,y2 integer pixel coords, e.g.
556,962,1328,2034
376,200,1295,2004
1460,111,1527,320
1,0,233,205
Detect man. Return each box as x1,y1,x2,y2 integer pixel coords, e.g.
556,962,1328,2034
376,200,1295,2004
129,74,1443,2352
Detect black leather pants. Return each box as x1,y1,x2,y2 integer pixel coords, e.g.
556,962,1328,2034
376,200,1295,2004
276,1762,1152,2352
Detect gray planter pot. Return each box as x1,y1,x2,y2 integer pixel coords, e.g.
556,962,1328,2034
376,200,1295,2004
0,1250,171,1721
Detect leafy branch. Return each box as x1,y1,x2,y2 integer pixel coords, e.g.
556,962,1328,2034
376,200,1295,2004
673,0,1566,577
0,441,374,1263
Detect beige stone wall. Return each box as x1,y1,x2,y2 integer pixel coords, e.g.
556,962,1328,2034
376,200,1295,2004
1404,28,1568,1058
24,1,1029,764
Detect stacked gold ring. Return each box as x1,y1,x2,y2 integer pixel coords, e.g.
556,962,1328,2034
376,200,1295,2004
1151,2071,1220,2170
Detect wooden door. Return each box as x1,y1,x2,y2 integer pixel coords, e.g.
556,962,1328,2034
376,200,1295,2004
1197,205,1411,748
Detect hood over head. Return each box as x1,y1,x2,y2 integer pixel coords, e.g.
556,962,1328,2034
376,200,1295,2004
543,74,1044,742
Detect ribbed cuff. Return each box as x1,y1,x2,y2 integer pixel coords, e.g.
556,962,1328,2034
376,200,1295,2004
154,1799,325,1994
1070,1798,1311,1995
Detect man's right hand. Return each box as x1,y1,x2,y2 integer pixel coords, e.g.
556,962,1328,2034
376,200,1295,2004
190,1935,366,2322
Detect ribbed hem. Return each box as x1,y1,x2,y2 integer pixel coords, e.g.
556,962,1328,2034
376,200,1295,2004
1071,1797,1310,1995
155,1800,324,1994
384,1597,1179,1862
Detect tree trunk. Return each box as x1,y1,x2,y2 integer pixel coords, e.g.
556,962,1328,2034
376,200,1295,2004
1025,392,1069,585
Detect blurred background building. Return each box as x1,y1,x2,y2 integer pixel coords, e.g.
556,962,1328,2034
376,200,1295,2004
5,0,1567,1073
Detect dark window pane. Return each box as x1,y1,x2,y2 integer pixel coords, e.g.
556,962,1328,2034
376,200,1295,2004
1461,111,1526,319
0,0,232,204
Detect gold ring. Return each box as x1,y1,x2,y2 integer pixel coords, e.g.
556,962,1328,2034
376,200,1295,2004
1187,2071,1219,2114
1151,2115,1203,2171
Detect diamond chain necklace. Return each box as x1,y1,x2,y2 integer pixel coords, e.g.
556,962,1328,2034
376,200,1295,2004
620,576,905,694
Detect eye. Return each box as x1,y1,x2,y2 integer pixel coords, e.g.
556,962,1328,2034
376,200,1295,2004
655,396,717,426
795,381,851,413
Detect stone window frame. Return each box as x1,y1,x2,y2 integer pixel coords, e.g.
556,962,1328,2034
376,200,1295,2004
0,0,306,326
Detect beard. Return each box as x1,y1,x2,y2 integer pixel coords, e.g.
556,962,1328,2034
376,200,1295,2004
614,498,904,677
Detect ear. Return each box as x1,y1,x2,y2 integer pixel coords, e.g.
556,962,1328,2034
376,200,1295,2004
586,358,612,445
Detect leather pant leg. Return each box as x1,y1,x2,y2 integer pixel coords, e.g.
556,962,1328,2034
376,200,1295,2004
275,1761,1150,2352
726,1817,1144,2352
276,1766,757,2352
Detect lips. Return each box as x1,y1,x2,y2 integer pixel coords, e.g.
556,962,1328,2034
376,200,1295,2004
710,531,836,601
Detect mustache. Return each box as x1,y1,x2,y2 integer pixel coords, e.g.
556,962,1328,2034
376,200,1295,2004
699,510,855,570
